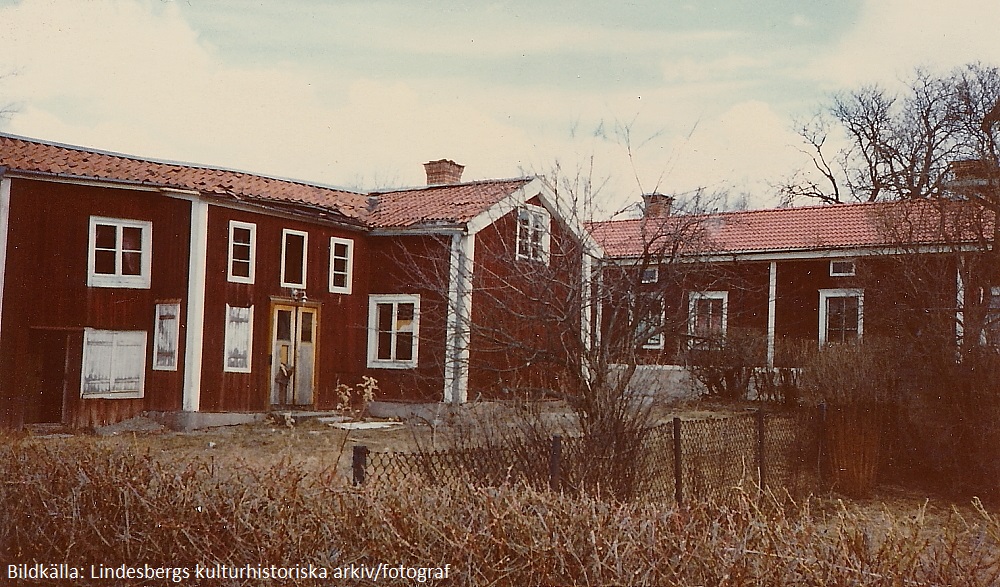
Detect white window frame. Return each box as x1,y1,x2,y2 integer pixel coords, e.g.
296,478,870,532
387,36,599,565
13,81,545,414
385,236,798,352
818,288,864,346
638,295,665,350
87,216,153,289
280,228,308,288
829,259,857,277
152,302,181,371
81,329,147,399
227,221,257,284
224,304,254,373
516,204,551,263
328,237,354,295
367,294,420,369
641,266,659,284
981,286,1000,347
687,291,729,344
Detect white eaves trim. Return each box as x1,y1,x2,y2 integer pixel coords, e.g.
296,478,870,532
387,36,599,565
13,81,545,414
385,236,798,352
465,177,605,258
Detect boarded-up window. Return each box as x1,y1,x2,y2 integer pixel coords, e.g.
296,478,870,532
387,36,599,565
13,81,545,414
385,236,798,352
153,303,180,371
329,237,354,294
88,216,152,288
281,229,308,288
516,205,550,263
367,295,419,368
224,305,254,373
228,221,256,283
81,329,147,399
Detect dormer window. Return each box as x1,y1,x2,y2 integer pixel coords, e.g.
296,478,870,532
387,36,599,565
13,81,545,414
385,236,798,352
830,259,856,277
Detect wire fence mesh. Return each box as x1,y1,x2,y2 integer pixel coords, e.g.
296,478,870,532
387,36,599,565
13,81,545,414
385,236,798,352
356,408,821,503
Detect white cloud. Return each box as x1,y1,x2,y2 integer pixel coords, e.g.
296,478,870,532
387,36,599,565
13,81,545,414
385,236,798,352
813,0,1000,88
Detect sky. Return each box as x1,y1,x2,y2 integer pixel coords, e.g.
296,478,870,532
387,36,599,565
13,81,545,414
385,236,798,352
2,0,1000,216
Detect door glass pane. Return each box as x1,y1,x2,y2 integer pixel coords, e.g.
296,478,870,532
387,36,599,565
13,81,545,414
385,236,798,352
300,311,313,343
276,309,292,341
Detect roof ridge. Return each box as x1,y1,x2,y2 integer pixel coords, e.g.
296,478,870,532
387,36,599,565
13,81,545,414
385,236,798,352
0,131,364,195
370,176,534,196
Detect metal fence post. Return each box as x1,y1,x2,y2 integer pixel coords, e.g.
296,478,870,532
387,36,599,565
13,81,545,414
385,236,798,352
352,445,369,486
548,434,562,491
673,417,683,505
756,409,766,491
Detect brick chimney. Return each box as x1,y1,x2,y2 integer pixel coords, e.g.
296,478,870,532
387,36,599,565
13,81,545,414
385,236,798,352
424,159,465,185
642,193,674,217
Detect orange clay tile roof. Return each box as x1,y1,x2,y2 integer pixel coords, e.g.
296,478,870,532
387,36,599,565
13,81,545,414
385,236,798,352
588,199,985,258
0,133,538,229
367,179,532,229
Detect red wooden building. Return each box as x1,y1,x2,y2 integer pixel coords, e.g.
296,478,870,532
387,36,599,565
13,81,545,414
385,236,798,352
0,134,587,428
588,192,999,371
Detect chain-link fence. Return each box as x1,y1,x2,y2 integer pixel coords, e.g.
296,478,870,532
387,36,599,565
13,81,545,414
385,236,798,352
354,408,820,503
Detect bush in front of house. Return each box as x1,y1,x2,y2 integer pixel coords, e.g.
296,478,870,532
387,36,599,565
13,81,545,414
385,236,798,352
3,436,999,586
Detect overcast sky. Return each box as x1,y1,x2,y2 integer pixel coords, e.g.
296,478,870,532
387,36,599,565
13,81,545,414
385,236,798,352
2,0,1000,215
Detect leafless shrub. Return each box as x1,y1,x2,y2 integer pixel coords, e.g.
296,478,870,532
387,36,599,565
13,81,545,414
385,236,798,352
2,436,999,586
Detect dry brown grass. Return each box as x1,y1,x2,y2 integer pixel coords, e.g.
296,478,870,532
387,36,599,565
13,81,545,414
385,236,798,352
2,429,999,586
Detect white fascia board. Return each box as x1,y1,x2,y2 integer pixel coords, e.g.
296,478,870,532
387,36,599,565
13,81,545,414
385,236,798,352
465,177,605,257
606,243,981,265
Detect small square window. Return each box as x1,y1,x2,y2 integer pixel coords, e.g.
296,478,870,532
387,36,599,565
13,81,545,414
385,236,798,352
368,294,420,369
830,259,856,277
641,266,659,284
88,217,152,288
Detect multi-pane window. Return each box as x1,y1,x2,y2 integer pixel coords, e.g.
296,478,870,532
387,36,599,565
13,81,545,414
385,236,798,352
152,302,180,371
224,305,254,373
228,221,256,283
368,295,420,368
81,329,147,399
281,229,308,288
88,216,152,288
637,295,665,350
819,288,863,345
329,237,354,294
830,259,857,277
688,291,728,345
516,205,550,262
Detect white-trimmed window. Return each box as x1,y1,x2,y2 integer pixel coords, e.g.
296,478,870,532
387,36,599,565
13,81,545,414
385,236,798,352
830,259,856,277
88,216,152,288
688,291,728,343
641,266,659,284
516,204,551,263
368,294,420,369
819,288,863,345
228,221,256,283
81,329,147,399
224,305,254,373
153,302,180,371
637,295,665,350
329,237,354,294
280,229,308,288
